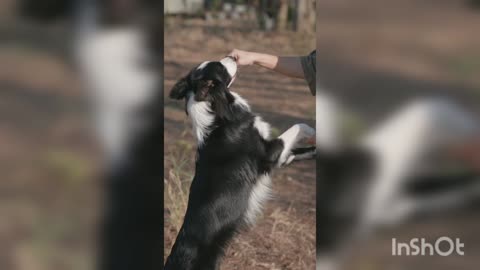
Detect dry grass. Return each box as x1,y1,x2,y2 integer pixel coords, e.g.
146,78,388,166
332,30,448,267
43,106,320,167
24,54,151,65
225,199,316,269
163,128,195,259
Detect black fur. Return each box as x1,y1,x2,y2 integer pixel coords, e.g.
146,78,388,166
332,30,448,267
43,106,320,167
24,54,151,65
165,61,284,270
316,147,376,254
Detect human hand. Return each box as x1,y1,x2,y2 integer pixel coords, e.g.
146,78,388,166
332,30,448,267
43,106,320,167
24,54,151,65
227,49,257,66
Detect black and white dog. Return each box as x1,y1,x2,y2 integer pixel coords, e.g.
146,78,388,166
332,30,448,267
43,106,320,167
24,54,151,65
315,97,480,270
165,57,315,269
19,1,164,270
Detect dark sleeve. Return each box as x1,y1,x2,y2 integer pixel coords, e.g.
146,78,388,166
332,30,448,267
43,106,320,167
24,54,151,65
301,50,316,96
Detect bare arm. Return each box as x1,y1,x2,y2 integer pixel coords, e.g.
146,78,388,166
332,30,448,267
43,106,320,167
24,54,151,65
228,49,305,79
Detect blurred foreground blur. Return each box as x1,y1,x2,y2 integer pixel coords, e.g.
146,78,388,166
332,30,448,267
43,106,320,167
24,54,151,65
316,1,480,269
1,2,98,270
1,1,163,270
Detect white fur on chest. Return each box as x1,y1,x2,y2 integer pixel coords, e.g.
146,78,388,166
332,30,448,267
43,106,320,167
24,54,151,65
186,91,255,146
186,94,215,146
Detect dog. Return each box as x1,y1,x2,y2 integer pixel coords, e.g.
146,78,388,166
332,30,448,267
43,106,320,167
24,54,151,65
315,99,480,270
165,57,315,269
19,1,164,269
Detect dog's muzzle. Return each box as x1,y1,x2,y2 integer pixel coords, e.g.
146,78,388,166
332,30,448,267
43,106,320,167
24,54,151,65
220,57,237,88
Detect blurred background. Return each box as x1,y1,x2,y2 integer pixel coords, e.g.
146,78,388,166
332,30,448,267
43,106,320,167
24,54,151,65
317,0,480,269
0,1,100,270
163,0,316,269
0,1,163,270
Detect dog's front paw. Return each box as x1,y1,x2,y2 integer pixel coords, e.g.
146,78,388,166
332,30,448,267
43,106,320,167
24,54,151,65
292,146,316,161
278,147,316,167
278,153,296,167
277,124,316,167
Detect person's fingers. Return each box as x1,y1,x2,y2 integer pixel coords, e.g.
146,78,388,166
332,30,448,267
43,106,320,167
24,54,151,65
285,155,296,166
227,49,239,59
227,49,254,65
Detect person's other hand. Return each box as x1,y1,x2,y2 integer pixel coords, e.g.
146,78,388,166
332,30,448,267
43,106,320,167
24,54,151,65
227,49,256,66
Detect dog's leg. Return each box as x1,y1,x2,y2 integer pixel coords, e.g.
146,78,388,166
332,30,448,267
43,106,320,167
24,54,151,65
291,146,316,162
403,178,480,219
379,179,480,226
277,124,316,167
359,99,480,230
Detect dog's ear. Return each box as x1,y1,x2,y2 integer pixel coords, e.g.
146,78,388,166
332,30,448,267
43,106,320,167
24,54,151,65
169,77,189,100
194,80,214,101
210,80,235,103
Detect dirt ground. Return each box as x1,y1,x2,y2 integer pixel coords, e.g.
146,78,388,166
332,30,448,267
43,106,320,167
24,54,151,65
163,18,316,269
0,24,100,270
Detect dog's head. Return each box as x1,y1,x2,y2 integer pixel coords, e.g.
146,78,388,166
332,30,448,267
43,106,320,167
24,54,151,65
170,57,239,118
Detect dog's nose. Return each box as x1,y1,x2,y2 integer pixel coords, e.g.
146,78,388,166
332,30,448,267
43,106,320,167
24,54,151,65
221,56,236,65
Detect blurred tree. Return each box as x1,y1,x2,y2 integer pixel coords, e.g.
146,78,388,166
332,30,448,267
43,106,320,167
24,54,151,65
276,0,288,31
469,0,480,9
294,0,315,32
202,0,315,32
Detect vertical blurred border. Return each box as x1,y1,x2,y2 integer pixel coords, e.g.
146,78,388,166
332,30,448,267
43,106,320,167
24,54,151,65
2,1,164,270
316,1,480,269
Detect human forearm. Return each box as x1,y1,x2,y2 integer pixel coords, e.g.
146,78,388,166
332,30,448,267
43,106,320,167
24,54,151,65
271,56,304,79
228,49,305,79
